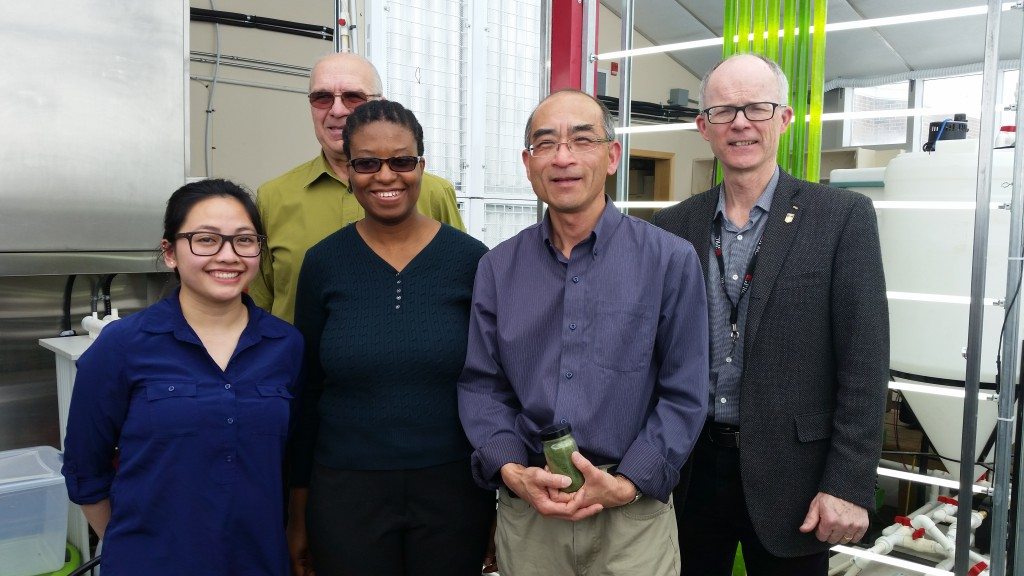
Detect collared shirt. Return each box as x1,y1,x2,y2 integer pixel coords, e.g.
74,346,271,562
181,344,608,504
62,291,303,576
707,167,779,425
457,198,709,502
249,152,465,323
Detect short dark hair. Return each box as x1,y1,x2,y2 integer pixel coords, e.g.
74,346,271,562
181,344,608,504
162,178,264,242
342,99,425,158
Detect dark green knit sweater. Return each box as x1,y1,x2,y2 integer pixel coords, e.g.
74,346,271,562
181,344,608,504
290,223,488,484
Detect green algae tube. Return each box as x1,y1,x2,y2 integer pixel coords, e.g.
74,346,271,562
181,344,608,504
540,423,585,493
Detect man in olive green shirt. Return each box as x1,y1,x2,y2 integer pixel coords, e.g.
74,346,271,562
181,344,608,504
251,53,464,323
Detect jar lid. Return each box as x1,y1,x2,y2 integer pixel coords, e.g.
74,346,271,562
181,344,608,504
539,422,572,441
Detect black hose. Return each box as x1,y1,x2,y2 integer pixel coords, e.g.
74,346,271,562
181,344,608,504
59,275,77,336
101,273,117,317
190,8,333,40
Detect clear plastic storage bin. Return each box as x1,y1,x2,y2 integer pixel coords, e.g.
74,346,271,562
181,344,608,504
0,445,68,576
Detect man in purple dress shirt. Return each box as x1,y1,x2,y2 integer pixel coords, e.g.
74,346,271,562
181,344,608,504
457,89,710,575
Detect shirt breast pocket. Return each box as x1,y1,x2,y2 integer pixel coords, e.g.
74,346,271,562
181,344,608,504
249,384,295,436
145,381,199,438
592,300,657,373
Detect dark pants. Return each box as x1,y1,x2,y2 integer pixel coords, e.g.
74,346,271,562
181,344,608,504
307,458,496,576
675,427,829,576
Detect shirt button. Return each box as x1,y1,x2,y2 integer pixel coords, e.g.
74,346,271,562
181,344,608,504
732,274,739,281
725,357,732,363
395,304,401,309
737,234,743,240
565,371,573,379
396,288,401,293
397,279,402,284
167,385,175,392
560,418,568,424
226,455,233,462
227,418,234,424
569,323,577,331
224,384,231,390
720,397,727,404
572,276,580,283
396,295,402,301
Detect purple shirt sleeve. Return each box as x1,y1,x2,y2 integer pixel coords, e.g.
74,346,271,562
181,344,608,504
458,203,709,502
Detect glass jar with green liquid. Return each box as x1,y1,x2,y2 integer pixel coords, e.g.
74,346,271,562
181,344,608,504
540,423,585,493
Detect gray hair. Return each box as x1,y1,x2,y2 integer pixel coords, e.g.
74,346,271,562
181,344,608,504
698,54,789,110
523,89,616,148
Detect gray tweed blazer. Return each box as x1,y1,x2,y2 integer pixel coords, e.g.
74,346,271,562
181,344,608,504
651,169,889,557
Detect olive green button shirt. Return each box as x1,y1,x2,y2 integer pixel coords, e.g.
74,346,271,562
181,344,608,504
250,153,465,323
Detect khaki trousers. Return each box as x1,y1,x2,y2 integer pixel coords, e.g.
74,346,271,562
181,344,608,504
495,487,680,576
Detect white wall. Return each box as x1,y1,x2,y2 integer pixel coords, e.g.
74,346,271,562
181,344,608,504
597,4,712,199
187,3,713,199
188,1,339,192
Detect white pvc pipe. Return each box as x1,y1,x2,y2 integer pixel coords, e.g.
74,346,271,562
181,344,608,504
911,516,955,554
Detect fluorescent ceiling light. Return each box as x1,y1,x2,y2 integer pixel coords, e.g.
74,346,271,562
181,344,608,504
613,108,966,135
889,381,999,401
615,123,697,134
594,3,1015,61
616,201,678,209
826,4,1011,33
886,291,1002,306
599,38,723,61
876,467,992,494
872,201,1005,210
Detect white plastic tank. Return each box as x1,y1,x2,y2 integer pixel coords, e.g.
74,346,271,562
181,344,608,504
832,139,1019,385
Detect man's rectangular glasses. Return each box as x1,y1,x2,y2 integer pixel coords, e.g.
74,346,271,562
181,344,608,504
307,90,381,110
348,156,423,174
527,137,614,157
702,102,783,124
175,232,266,257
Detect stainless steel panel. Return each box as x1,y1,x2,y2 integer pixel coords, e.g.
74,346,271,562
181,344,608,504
0,1,187,254
0,251,169,277
0,274,172,452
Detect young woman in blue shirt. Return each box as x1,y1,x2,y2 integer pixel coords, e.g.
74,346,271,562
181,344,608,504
62,179,303,576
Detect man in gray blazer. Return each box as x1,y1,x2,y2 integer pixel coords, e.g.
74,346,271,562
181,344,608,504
651,54,889,575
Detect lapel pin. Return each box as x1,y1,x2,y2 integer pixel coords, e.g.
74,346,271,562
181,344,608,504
784,213,795,223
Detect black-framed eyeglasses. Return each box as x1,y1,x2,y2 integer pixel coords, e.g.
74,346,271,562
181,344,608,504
307,90,382,110
348,155,424,174
174,232,266,257
702,102,784,124
527,136,614,157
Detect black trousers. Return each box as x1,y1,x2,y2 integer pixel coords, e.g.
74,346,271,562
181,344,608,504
307,458,496,576
675,430,829,576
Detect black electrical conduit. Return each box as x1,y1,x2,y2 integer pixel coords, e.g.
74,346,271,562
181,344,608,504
101,273,117,317
59,275,77,336
190,8,334,41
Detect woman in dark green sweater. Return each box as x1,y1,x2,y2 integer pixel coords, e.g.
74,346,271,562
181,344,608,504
289,100,495,576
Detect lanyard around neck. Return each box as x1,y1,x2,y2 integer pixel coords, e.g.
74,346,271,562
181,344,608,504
712,215,763,342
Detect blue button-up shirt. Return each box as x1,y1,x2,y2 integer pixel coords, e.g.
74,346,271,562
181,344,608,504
62,290,303,576
457,199,709,502
707,168,778,425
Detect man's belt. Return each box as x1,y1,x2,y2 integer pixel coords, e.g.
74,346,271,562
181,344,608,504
704,421,741,449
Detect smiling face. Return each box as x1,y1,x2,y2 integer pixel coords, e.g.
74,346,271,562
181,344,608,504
162,196,260,307
347,120,424,226
697,55,793,181
309,54,382,165
521,92,621,218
